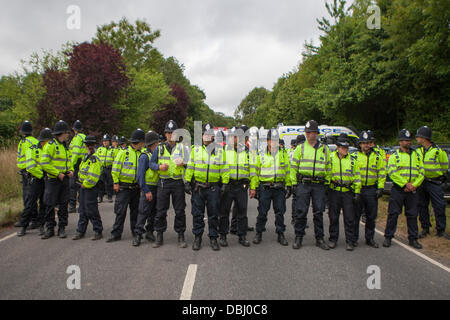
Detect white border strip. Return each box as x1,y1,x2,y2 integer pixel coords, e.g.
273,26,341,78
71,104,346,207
0,232,17,243
180,264,198,300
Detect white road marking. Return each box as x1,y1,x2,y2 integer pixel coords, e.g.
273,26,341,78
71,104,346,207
180,264,198,300
0,232,17,243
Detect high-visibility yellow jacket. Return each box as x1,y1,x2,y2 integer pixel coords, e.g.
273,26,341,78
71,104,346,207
185,144,229,184
157,143,186,180
387,149,424,188
416,145,449,179
41,138,73,179
255,148,291,188
225,145,257,190
17,136,39,170
96,146,114,167
290,141,331,185
78,154,102,189
69,133,87,167
26,143,44,179
353,149,386,189
112,146,141,184
328,151,361,194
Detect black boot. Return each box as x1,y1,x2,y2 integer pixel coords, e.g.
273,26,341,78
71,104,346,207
210,237,220,251
346,242,354,251
219,234,228,247
253,232,262,244
132,234,142,247
145,231,155,242
38,226,45,236
29,223,40,230
41,228,54,240
238,236,250,247
152,232,163,248
57,228,67,239
17,227,27,237
68,206,77,214
383,238,392,247
92,232,103,241
106,234,121,243
316,239,330,250
14,221,24,228
328,241,337,249
292,236,302,249
97,196,103,203
409,239,422,249
72,232,85,240
437,231,450,240
277,233,288,246
419,228,429,239
178,233,187,248
192,235,202,251
366,239,379,248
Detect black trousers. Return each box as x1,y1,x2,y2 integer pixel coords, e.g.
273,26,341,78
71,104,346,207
256,187,286,234
20,173,38,224
19,177,46,228
77,185,103,234
328,190,355,243
294,183,326,240
353,186,378,242
44,177,70,230
69,165,80,208
418,181,447,232
219,184,248,236
135,186,158,235
191,186,220,238
99,166,113,199
154,179,186,234
385,185,419,241
111,187,140,238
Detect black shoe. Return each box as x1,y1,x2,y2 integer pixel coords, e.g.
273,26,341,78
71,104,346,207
72,232,85,240
41,229,55,240
437,231,450,240
277,233,288,246
92,232,103,241
132,234,142,247
409,239,422,249
192,235,202,251
328,241,337,249
253,232,262,244
68,207,77,214
419,229,430,239
210,238,220,251
145,231,155,242
17,227,27,237
152,232,163,248
106,235,121,243
361,215,367,223
383,238,391,247
292,236,302,249
316,239,330,250
14,221,24,228
219,235,228,247
247,226,254,232
38,226,45,236
57,228,67,239
178,233,187,248
29,223,40,230
352,241,359,247
238,236,250,247
346,243,354,251
366,239,379,248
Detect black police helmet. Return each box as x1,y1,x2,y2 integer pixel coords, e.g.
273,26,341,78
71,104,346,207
20,121,33,135
296,134,306,144
53,120,70,135
240,125,249,134
267,128,279,141
119,136,127,145
129,129,146,143
359,131,371,144
304,120,319,133
102,134,111,141
416,126,432,140
165,120,178,133
111,135,119,143
398,129,412,141
145,131,160,146
38,128,53,142
367,130,375,142
336,133,350,147
72,120,83,132
84,135,96,145
202,123,214,134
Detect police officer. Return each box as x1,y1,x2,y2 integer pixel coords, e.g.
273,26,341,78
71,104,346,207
69,120,87,213
132,131,161,247
149,120,187,248
107,129,145,242
290,120,331,250
383,129,424,249
17,128,53,237
185,123,229,251
218,127,256,247
16,121,40,228
41,120,74,239
352,131,386,248
416,126,449,239
253,128,291,246
96,134,114,203
119,136,127,150
327,133,361,251
72,136,103,241
111,135,121,161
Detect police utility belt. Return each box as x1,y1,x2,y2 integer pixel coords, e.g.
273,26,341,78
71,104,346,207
193,180,219,190
425,176,446,185
119,182,139,190
331,181,352,189
260,182,285,189
229,178,250,187
297,174,326,184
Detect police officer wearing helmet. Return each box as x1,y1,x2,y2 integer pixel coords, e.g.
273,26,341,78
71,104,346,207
96,134,114,203
383,129,424,249
185,123,229,251
68,120,87,213
17,128,53,237
290,120,331,250
111,135,121,162
41,120,74,239
119,136,127,150
107,129,145,242
132,131,161,247
328,133,362,251
73,136,104,241
253,128,291,246
16,121,40,229
416,126,449,239
351,131,386,248
149,120,187,248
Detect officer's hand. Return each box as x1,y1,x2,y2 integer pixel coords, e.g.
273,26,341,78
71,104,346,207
376,189,384,199
285,187,292,199
221,184,228,196
145,192,153,202
113,184,120,193
353,193,361,204
159,164,169,171
58,173,65,182
67,171,74,178
80,185,85,189
249,189,256,199
184,182,192,195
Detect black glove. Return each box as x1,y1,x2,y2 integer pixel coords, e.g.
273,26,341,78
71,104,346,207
285,186,292,199
376,189,384,199
353,193,361,204
184,182,192,195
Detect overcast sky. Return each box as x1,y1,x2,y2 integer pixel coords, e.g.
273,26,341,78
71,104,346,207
0,0,328,116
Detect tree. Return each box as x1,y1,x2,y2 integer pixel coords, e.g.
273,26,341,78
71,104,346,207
234,87,270,126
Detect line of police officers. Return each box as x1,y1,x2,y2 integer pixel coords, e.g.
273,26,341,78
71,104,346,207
15,119,449,251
